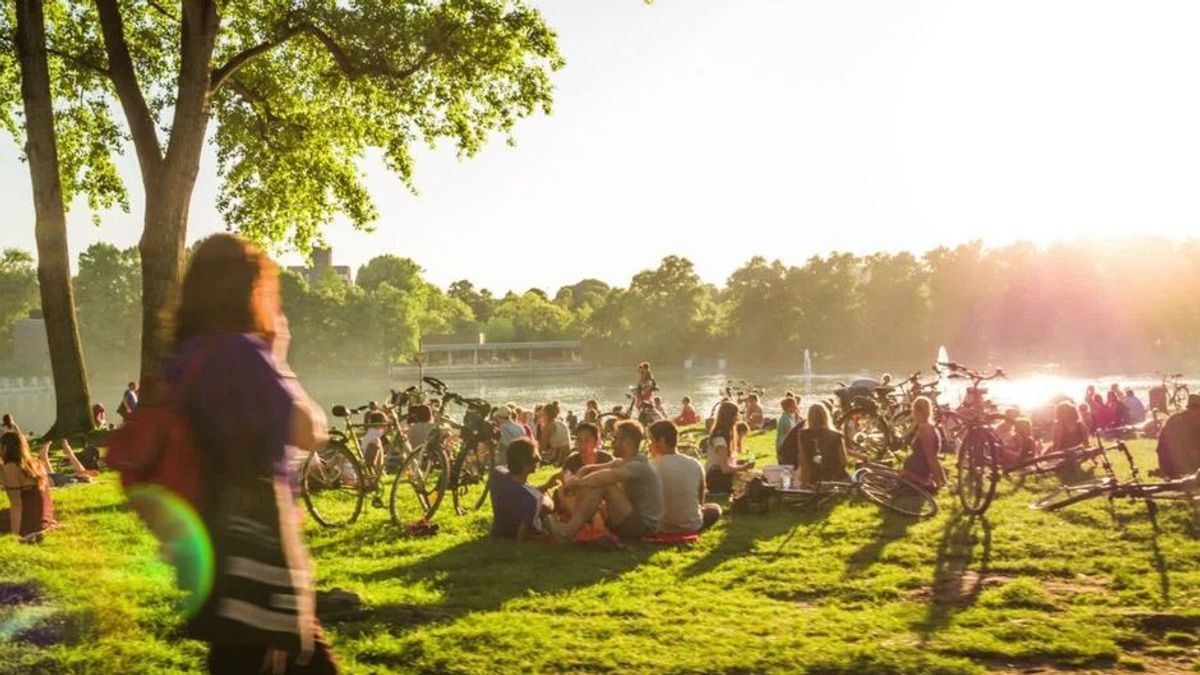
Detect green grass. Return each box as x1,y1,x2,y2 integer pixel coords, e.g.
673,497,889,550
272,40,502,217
2,436,1199,674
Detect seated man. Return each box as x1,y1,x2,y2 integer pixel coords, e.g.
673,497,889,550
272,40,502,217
1156,394,1200,478
674,396,699,426
539,422,613,519
551,421,661,542
1122,389,1147,425
489,438,553,541
649,420,720,534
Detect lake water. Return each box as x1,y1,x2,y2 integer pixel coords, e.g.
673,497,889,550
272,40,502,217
0,366,1184,435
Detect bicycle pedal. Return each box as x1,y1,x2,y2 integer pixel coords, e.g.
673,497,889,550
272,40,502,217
371,497,384,509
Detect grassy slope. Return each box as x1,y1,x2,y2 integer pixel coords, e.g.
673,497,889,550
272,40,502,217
1,436,1198,674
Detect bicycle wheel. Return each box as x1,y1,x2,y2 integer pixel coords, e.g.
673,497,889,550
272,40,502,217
843,409,894,462
301,443,365,527
1030,478,1114,511
389,444,449,526
1007,446,1105,478
955,427,1000,515
450,442,497,515
857,467,938,518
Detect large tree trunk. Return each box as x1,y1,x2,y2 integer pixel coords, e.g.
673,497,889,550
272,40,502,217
15,0,94,437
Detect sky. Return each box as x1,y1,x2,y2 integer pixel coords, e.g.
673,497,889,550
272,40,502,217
2,0,1200,294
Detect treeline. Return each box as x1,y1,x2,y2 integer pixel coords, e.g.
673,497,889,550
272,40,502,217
2,237,1197,378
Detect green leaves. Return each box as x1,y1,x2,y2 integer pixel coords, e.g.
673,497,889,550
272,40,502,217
0,249,39,353
210,0,563,254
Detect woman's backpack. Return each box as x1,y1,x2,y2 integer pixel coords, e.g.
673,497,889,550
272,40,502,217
730,476,775,514
106,347,213,611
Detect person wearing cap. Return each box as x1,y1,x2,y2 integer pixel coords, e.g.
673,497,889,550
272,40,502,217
493,406,526,466
1155,394,1200,478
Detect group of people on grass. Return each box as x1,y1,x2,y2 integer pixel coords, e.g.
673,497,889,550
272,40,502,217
1076,383,1147,431
0,415,104,542
488,417,722,544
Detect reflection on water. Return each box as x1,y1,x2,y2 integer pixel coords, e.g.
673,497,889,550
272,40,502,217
0,368,1180,434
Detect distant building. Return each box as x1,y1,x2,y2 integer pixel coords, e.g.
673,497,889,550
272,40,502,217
11,310,49,365
288,247,352,286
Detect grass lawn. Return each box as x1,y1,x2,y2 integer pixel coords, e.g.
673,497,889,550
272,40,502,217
1,434,1198,674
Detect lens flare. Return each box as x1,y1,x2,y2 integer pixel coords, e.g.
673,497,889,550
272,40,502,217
126,486,214,617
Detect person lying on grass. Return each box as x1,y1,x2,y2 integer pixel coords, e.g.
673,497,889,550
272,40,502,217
648,420,720,534
0,431,56,541
539,422,613,522
550,420,662,542
40,439,101,486
490,438,554,542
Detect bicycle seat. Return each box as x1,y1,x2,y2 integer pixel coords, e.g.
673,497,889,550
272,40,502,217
332,405,349,417
422,376,448,392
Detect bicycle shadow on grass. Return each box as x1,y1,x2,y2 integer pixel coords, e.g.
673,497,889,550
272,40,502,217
842,508,921,577
911,509,993,638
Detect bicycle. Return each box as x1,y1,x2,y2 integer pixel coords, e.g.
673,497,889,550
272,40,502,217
775,463,938,518
301,403,390,527
938,361,1007,516
1030,440,1199,514
414,376,500,517
1153,372,1190,415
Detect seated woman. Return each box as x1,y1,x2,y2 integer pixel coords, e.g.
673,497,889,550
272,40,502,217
1090,393,1115,430
900,397,946,491
794,404,850,486
1106,390,1127,427
1051,401,1091,453
744,394,765,431
998,419,1040,469
775,396,800,464
1,431,56,540
705,402,754,494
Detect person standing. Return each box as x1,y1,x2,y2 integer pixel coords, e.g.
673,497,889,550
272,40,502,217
118,381,139,423
168,234,337,673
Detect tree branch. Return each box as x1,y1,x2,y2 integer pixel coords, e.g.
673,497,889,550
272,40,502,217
94,0,163,173
0,35,108,78
146,0,178,21
209,18,444,95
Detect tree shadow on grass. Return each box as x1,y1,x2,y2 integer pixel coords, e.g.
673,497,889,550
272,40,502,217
912,509,993,638
334,533,660,636
679,503,829,580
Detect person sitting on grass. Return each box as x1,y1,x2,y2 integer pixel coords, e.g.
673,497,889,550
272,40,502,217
648,420,721,534
775,396,800,462
1123,389,1147,425
998,419,1040,469
744,393,765,430
994,408,1019,445
901,396,945,492
674,396,699,426
538,401,572,466
550,421,662,542
1051,401,1091,453
493,406,527,464
406,404,436,450
490,438,553,542
794,403,853,486
1,431,56,541
705,402,755,494
539,422,613,522
1155,394,1200,479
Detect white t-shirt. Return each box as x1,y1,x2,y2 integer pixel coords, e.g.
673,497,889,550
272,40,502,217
544,420,571,451
654,453,704,534
704,436,729,472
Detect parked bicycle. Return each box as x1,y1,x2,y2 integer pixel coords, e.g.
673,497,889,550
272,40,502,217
1151,372,1190,415
1031,439,1199,515
938,362,1006,516
413,376,500,517
776,462,939,518
301,402,395,527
